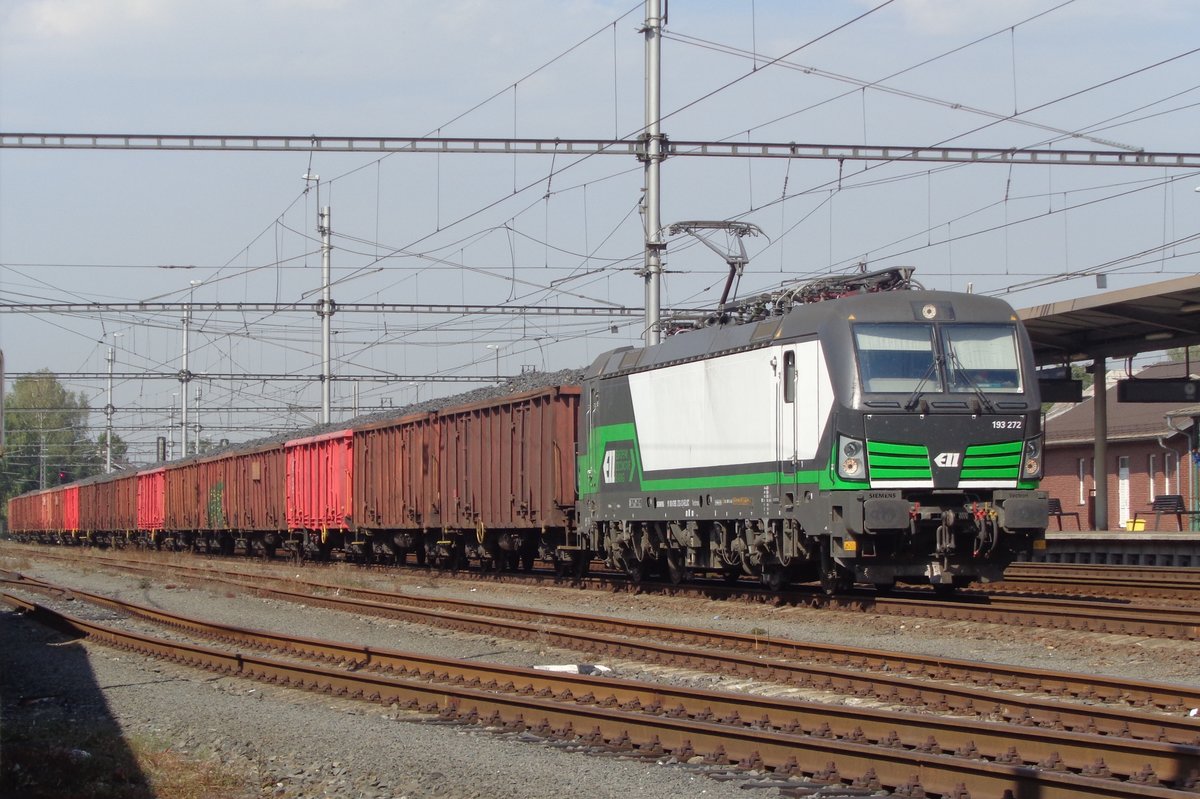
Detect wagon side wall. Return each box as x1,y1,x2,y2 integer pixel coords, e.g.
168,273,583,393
438,386,580,532
286,431,354,532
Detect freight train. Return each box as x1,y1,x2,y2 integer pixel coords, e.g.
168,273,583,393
7,268,1049,593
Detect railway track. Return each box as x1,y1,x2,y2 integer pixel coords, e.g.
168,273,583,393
7,552,1200,735
999,562,1200,600
11,543,1200,640
4,572,1200,798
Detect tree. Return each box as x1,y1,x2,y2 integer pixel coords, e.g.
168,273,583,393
0,370,97,507
93,431,129,468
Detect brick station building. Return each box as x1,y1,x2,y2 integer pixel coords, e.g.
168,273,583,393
1041,360,1199,531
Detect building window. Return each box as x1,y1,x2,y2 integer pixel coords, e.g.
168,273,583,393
1077,458,1086,505
1165,452,1177,495
1148,454,1157,501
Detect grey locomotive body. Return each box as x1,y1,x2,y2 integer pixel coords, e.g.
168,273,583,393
574,275,1048,592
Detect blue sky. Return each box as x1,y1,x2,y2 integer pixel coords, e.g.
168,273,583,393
2,0,1199,458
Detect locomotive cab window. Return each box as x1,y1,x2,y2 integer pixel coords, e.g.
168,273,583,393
783,351,796,403
853,324,938,393
942,324,1022,393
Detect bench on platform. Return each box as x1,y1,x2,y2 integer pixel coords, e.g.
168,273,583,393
1132,494,1200,531
1047,498,1081,530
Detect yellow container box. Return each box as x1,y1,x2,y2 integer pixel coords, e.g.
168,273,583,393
1126,519,1145,532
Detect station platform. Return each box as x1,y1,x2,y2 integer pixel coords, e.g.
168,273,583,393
1037,530,1200,567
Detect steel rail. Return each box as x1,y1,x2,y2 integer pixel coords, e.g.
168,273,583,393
1007,564,1200,585
9,554,1198,745
4,584,1198,795
873,592,1200,640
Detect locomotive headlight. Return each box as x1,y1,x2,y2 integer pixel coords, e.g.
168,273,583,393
838,435,868,480
1021,435,1043,479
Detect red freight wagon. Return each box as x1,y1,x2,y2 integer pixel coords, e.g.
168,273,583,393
137,468,166,533
353,412,441,533
438,385,580,535
286,430,353,533
46,486,65,534
222,442,287,533
62,484,80,535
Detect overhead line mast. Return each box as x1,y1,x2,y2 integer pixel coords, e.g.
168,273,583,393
642,0,665,346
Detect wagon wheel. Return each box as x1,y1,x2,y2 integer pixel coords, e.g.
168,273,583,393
519,549,536,572
572,551,591,579
446,544,465,573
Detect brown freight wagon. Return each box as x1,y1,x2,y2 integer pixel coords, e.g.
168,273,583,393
352,411,440,562
221,442,287,536
8,489,56,540
162,445,286,551
79,470,139,544
164,458,212,538
437,385,580,567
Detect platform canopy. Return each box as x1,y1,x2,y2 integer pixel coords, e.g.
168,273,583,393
1018,273,1200,367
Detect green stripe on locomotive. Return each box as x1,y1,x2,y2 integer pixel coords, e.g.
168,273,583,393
577,421,824,495
578,424,1034,497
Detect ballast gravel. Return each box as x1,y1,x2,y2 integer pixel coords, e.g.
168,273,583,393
6,546,1200,799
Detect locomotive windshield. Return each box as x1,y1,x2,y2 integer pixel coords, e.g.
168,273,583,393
942,324,1022,393
854,322,1022,394
854,324,936,393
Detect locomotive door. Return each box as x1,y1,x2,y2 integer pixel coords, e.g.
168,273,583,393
780,347,799,493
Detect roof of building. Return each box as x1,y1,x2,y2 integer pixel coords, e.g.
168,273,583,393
1045,360,1200,446
1019,274,1200,366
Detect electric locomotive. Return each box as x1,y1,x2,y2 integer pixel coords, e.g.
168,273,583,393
573,268,1048,592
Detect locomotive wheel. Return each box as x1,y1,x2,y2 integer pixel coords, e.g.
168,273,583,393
932,576,971,597
664,550,686,585
820,566,853,596
761,567,787,592
620,553,648,583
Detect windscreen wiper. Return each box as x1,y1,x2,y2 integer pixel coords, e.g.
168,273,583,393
945,344,996,414
904,356,942,411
